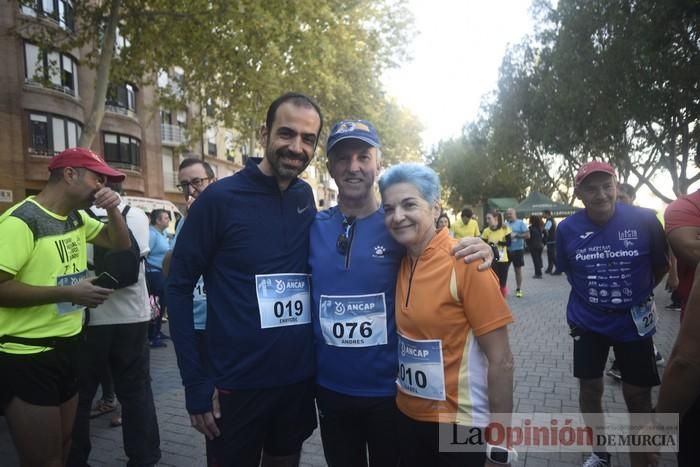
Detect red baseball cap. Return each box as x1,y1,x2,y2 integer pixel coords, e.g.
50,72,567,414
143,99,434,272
575,161,615,186
48,147,126,182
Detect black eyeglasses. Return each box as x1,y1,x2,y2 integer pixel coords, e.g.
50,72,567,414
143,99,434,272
176,177,211,192
336,216,356,255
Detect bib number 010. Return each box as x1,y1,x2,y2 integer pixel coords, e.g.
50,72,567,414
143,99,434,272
274,300,303,318
399,363,427,389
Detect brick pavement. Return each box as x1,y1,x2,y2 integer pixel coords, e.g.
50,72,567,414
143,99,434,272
0,259,681,466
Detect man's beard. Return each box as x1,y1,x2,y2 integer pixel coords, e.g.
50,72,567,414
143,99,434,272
268,147,309,180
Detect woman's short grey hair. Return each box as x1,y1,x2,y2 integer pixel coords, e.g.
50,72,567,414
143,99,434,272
378,163,441,204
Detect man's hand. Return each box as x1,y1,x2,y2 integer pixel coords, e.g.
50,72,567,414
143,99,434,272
69,279,113,307
186,195,195,212
93,187,121,211
190,388,221,440
452,237,493,270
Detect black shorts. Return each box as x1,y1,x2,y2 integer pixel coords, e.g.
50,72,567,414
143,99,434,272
508,250,525,268
0,342,80,411
206,378,317,467
316,385,399,467
570,325,660,387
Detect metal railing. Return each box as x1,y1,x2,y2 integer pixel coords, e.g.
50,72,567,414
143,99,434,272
160,123,187,145
106,104,137,119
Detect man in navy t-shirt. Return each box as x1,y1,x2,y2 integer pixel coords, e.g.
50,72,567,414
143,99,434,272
556,161,668,467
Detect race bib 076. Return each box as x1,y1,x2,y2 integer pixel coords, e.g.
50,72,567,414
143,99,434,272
319,293,388,347
255,273,311,329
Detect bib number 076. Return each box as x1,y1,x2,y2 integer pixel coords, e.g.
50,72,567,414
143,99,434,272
274,300,303,318
399,363,427,389
332,321,372,339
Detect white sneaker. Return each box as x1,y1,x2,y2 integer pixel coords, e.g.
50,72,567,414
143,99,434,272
583,452,610,467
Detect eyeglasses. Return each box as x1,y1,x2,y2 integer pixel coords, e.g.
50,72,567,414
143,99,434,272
176,177,211,193
336,216,356,255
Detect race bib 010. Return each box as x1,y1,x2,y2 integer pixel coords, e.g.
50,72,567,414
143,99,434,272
319,293,388,348
255,273,311,329
397,334,446,401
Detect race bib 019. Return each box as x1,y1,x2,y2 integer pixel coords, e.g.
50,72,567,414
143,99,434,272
397,334,446,401
255,273,311,329
56,270,87,315
319,293,388,348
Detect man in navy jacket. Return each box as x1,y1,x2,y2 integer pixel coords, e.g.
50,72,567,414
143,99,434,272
168,93,323,467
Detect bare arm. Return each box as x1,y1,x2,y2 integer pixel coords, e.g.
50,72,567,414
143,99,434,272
655,262,700,417
476,326,514,419
667,227,700,270
0,270,112,308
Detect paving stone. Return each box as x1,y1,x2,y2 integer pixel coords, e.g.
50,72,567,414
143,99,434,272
0,259,683,466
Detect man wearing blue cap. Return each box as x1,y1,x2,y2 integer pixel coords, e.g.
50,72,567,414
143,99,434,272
309,120,494,467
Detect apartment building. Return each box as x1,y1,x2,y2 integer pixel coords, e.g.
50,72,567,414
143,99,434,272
0,1,258,214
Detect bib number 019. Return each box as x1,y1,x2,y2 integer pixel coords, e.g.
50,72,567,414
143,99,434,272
332,321,372,339
274,300,303,318
399,363,427,389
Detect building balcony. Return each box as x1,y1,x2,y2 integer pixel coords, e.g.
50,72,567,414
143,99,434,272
106,104,137,120
161,123,187,146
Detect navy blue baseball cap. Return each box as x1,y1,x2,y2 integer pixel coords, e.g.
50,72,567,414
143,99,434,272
326,119,381,154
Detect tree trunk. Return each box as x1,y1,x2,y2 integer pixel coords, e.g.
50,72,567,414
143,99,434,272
78,0,121,148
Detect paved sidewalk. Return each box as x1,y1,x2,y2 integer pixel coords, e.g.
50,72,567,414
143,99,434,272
0,259,681,466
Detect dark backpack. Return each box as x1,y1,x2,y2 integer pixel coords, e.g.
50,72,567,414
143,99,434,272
86,205,142,289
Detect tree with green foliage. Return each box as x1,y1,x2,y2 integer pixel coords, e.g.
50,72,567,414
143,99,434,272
429,116,528,209
497,0,699,201
16,0,419,162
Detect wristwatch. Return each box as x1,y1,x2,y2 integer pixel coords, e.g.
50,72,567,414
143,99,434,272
486,444,518,464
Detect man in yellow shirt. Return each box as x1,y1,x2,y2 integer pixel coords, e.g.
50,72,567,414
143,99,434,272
0,148,131,467
452,208,480,238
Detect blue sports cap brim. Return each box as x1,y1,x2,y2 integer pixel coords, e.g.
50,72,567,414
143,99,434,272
327,135,381,154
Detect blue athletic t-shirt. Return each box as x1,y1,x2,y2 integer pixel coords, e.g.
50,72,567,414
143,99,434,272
310,207,404,397
556,203,667,341
506,219,528,251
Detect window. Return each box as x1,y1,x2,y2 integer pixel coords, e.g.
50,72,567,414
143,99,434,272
27,111,81,156
176,110,187,127
103,132,140,167
115,27,131,55
106,83,137,113
160,109,172,125
24,42,79,96
207,128,217,156
20,0,75,31
162,148,177,192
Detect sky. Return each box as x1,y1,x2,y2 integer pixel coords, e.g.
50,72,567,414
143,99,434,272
382,0,535,151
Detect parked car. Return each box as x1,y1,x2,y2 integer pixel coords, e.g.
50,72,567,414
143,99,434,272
122,196,182,237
